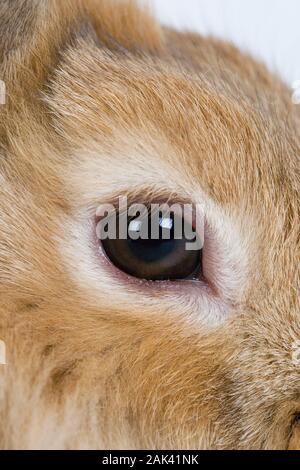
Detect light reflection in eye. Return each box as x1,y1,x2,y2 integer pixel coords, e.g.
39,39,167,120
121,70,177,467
159,217,173,230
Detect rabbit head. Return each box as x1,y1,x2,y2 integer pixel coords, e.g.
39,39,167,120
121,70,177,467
0,0,299,449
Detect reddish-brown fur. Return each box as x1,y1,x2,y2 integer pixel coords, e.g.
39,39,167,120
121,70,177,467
0,0,299,449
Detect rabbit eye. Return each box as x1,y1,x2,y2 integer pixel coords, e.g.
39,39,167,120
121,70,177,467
100,210,203,281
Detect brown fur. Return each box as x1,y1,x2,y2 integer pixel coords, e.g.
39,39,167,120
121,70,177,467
0,0,299,449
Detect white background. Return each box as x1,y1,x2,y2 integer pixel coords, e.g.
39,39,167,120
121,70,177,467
149,0,299,85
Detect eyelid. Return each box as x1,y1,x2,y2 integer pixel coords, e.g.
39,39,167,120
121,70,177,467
93,191,249,308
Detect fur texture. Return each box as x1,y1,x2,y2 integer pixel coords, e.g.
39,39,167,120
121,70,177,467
0,0,299,449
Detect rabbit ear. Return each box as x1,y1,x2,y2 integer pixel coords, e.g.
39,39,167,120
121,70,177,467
0,0,81,97
0,0,164,97
84,0,164,54
0,0,43,64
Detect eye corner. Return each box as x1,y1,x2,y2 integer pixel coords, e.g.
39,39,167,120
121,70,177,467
292,412,300,427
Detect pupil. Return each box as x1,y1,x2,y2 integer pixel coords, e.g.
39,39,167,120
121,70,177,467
127,238,183,263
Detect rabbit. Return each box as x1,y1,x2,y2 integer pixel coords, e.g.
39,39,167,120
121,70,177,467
0,0,299,450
